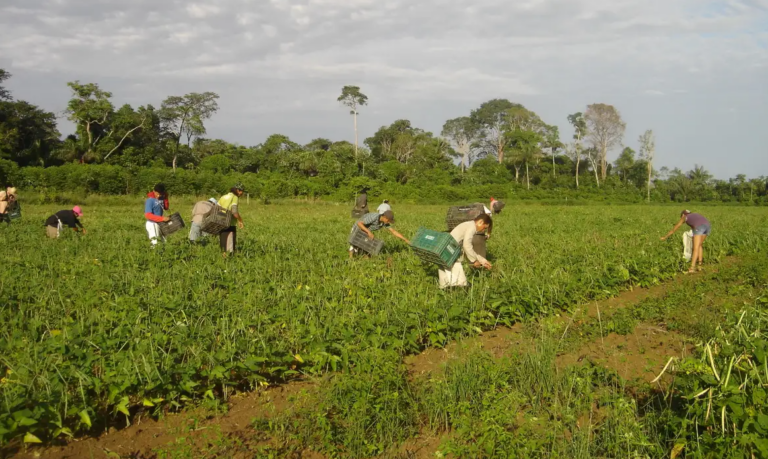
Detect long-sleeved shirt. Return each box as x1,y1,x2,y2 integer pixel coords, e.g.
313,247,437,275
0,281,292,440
144,192,167,223
191,201,214,224
46,210,83,229
450,220,488,265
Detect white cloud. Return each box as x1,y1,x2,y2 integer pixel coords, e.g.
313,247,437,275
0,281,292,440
0,0,766,177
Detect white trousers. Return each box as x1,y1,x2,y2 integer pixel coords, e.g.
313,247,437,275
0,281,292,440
145,221,165,246
438,262,467,288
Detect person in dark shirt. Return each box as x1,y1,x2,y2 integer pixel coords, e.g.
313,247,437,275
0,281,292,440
46,206,85,238
661,210,711,273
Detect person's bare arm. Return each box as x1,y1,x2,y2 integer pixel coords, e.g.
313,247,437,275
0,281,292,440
231,204,244,229
358,220,374,239
388,227,410,245
462,227,491,269
661,216,686,240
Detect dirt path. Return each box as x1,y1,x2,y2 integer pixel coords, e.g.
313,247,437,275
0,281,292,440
6,264,727,459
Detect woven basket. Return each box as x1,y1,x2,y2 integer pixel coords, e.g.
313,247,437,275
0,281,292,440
201,205,232,234
158,212,185,236
446,203,485,231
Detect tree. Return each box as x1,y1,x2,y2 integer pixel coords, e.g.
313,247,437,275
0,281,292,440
504,106,547,189
470,99,521,163
441,116,478,172
65,81,115,162
638,130,655,202
584,147,601,187
0,100,61,166
0,69,11,101
159,92,219,171
584,103,626,180
543,125,562,177
567,112,587,188
337,86,368,159
614,147,636,183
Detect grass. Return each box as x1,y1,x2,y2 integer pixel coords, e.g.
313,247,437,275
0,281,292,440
1,199,768,456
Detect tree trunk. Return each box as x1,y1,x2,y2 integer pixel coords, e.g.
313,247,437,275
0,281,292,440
552,153,555,177
575,157,580,189
462,152,467,173
353,111,358,160
594,167,600,187
514,165,520,182
600,146,607,180
526,162,530,190
172,153,177,172
497,138,504,163
646,164,652,202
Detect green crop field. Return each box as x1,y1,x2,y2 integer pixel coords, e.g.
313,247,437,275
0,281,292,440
2,200,768,457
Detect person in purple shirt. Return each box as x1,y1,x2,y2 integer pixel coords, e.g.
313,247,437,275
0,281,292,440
661,210,711,273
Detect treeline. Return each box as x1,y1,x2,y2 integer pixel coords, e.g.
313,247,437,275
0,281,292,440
1,70,766,204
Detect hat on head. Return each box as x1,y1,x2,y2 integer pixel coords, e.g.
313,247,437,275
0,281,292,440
681,209,691,216
73,206,83,216
234,183,245,192
208,197,218,204
382,210,395,223
383,199,389,203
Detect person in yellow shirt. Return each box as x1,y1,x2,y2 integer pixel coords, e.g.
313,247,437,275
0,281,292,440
218,184,245,257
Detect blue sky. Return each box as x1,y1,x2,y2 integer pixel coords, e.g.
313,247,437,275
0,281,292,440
1,0,766,178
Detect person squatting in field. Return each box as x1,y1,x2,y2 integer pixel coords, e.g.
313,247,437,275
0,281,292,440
661,210,711,273
144,183,171,246
45,206,85,238
439,214,493,288
0,187,18,225
349,209,410,258
218,184,245,257
189,198,218,243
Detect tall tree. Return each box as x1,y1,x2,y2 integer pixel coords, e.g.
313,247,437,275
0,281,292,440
567,112,587,189
614,147,636,183
543,125,562,177
0,69,11,101
337,85,368,159
470,99,520,163
441,116,478,172
584,103,625,180
65,81,115,162
584,147,601,187
638,129,655,202
505,106,547,189
159,92,219,171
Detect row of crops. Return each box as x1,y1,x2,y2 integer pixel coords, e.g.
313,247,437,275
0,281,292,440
1,201,767,445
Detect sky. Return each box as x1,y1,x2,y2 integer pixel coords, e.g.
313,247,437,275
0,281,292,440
1,0,767,179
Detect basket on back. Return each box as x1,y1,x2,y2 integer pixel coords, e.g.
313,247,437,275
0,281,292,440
201,205,232,235
445,203,485,232
348,225,384,255
158,212,185,236
410,227,461,268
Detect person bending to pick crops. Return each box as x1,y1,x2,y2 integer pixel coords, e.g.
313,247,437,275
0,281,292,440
189,198,218,243
0,187,18,225
144,183,170,247
349,210,410,258
218,184,245,257
45,206,85,238
661,210,711,274
439,214,493,288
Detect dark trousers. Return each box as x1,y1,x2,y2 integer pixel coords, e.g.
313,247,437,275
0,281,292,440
220,227,236,252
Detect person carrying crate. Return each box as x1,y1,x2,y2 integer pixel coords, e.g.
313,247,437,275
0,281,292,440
45,206,86,238
144,183,171,247
439,214,493,288
349,210,409,258
218,184,245,257
189,198,218,243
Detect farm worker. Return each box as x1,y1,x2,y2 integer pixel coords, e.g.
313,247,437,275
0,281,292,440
0,187,17,225
45,206,85,238
349,210,410,258
144,183,170,247
354,189,369,214
218,184,245,257
189,197,218,243
439,214,493,289
661,210,711,273
377,199,391,214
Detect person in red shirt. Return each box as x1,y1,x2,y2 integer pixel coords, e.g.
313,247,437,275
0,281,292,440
144,183,170,246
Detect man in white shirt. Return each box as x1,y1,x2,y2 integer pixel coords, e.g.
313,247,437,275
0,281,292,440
439,214,492,288
377,199,391,214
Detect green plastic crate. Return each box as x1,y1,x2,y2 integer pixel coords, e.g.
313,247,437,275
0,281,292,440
410,227,461,268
